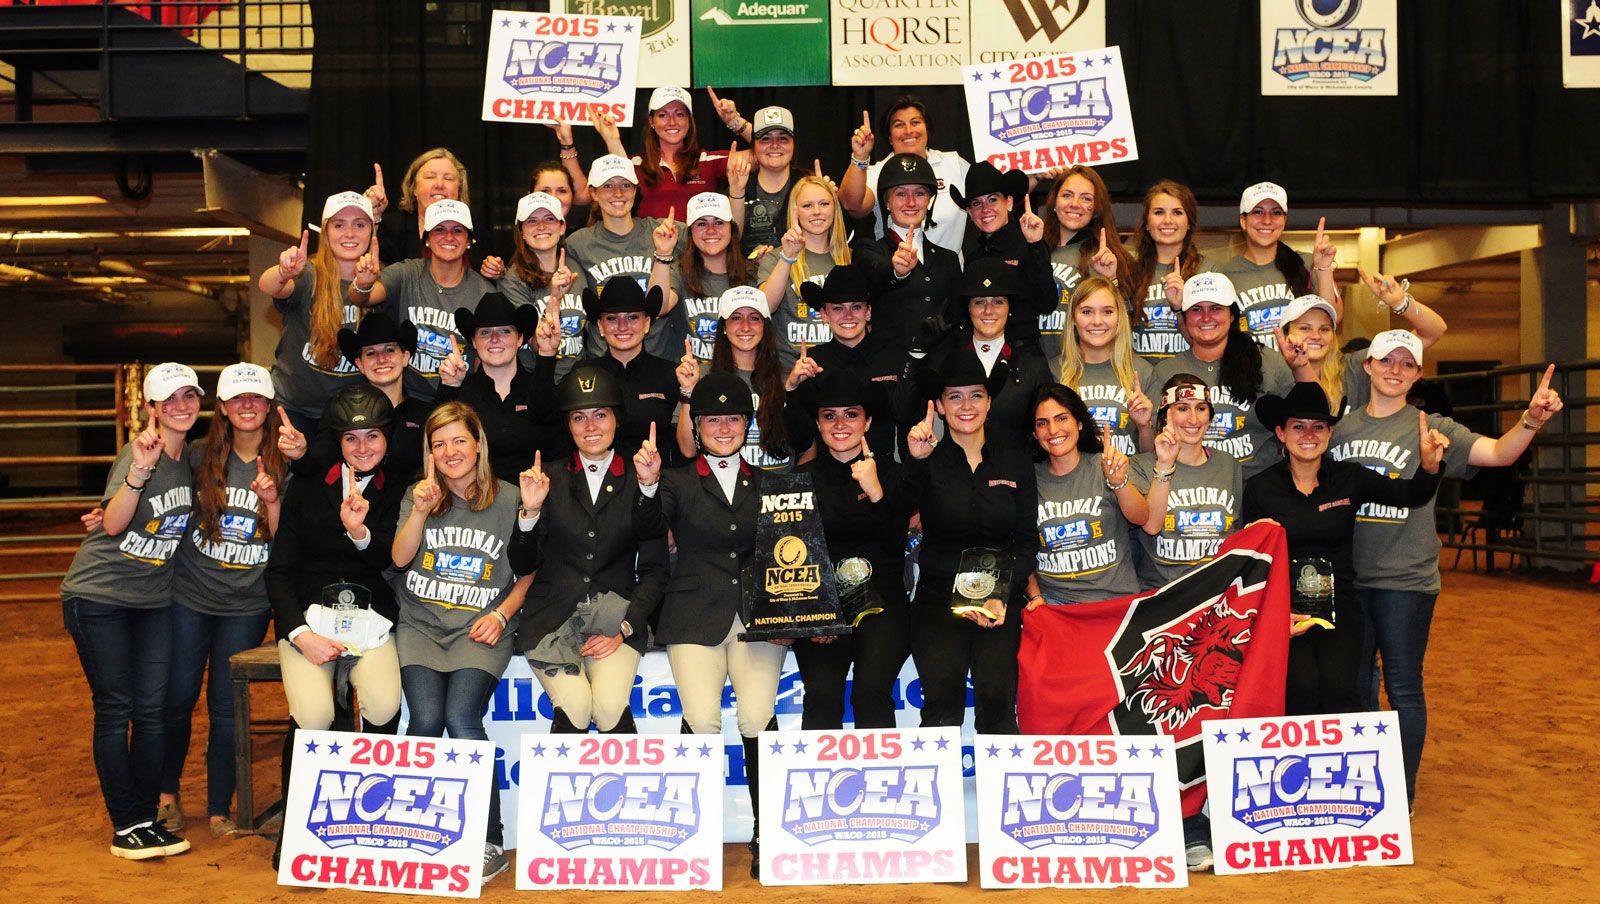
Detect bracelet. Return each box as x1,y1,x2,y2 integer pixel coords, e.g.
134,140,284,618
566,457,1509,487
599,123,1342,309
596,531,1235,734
1391,293,1413,316
1153,467,1176,482
558,142,575,150
778,251,799,265
352,282,373,294
559,152,578,160
1314,265,1333,272
1106,477,1129,491
1521,414,1543,432
851,157,869,169
489,609,508,627
729,193,745,200
653,253,675,265
1028,594,1045,606
124,477,146,492
728,118,746,132
518,505,539,518
129,463,154,475
679,388,694,402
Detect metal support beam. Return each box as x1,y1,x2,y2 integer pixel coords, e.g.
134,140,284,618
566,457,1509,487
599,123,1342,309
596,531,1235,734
0,120,306,155
196,149,303,246
1381,225,1544,277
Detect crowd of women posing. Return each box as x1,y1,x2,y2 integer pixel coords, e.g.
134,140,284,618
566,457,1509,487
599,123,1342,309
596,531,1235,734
63,90,1565,883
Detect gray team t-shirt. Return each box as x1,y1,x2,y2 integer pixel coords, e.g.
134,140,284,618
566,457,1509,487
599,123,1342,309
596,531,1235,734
60,445,193,609
672,267,736,364
173,444,273,615
732,368,794,472
498,267,591,379
377,258,493,398
1069,358,1155,457
393,482,527,676
1148,349,1294,478
565,218,685,360
270,270,362,417
757,248,835,369
1129,449,1243,587
1040,241,1086,364
1328,405,1480,593
1215,250,1314,350
1034,456,1140,603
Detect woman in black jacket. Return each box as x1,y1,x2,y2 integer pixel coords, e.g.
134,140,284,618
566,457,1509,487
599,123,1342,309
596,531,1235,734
792,370,912,730
516,367,667,734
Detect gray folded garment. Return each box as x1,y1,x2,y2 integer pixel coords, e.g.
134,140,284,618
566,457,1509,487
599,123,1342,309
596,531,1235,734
526,591,631,676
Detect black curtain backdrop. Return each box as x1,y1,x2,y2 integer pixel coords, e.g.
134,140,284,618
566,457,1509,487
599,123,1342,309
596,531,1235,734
306,0,1600,255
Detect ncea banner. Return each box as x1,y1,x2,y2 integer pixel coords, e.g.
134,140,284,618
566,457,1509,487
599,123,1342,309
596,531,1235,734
692,1,830,87
481,9,643,127
278,731,496,898
1203,711,1413,874
553,1,691,88
975,735,1187,889
515,734,724,890
961,46,1138,174
1563,0,1600,87
760,727,967,884
1260,0,1398,96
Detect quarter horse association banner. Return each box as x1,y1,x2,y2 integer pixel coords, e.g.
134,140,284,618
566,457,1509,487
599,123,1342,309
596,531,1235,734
975,734,1187,888
759,727,967,885
481,8,643,127
961,45,1138,173
515,733,724,890
278,730,496,898
1017,520,1291,816
1203,711,1413,874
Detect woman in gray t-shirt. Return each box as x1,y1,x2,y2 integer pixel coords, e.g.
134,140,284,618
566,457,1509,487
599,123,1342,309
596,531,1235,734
390,401,543,874
1025,384,1147,607
481,191,589,379
1052,277,1155,457
758,175,851,369
61,362,201,859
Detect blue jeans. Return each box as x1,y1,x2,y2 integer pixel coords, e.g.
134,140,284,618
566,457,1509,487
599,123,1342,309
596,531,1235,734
401,665,503,845
161,604,272,818
1359,588,1437,802
63,598,173,831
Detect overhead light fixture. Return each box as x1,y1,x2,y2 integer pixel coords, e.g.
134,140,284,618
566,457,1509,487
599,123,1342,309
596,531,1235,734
1,231,117,241
126,227,251,239
0,195,110,207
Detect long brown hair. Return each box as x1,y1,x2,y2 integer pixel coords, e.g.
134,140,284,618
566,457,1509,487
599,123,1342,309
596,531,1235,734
681,219,750,296
421,401,497,516
709,317,788,457
1040,165,1133,291
194,397,288,542
639,110,703,189
307,212,370,369
1127,180,1203,326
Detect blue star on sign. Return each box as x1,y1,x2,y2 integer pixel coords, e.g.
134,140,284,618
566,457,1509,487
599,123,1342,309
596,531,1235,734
911,737,926,752
623,23,634,33
1009,744,1024,758
991,69,1003,80
792,740,808,754
327,741,342,755
445,748,459,763
1126,744,1141,757
674,743,689,757
469,750,484,764
554,743,570,758
1102,54,1113,65
935,737,951,751
971,71,985,82
1213,730,1229,743
769,740,785,755
529,744,545,758
1351,723,1366,736
500,17,510,28
986,744,1001,758
698,743,714,757
517,17,529,29
606,22,616,33
304,739,319,754
1236,729,1252,742
1150,745,1165,758
1082,57,1095,68
1375,722,1388,734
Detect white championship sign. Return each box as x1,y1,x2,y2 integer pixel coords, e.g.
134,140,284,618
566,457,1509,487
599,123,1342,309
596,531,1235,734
481,8,643,127
759,727,967,885
961,45,1138,173
974,734,1187,888
514,733,724,890
1203,711,1414,875
277,730,496,898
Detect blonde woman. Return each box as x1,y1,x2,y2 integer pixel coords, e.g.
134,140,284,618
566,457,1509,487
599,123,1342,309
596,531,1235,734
1054,277,1155,455
757,174,851,367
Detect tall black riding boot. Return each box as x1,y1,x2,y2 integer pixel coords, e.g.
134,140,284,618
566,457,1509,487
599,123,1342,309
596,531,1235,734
549,707,589,734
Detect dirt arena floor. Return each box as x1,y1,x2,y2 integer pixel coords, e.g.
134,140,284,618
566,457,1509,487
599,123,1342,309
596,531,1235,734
3,541,1596,902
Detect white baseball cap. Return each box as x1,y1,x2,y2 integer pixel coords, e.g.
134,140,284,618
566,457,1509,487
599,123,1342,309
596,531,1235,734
1368,329,1423,366
686,191,733,224
1279,294,1339,328
1239,181,1288,215
216,362,275,401
588,154,638,187
647,86,693,113
143,362,203,403
422,199,473,233
515,191,565,224
1180,272,1238,310
718,285,770,320
319,191,374,225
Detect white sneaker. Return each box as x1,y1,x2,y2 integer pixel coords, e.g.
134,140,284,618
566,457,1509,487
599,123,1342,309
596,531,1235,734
482,842,509,882
1185,841,1214,873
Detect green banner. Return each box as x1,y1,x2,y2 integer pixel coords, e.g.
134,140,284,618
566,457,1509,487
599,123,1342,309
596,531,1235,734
690,1,830,87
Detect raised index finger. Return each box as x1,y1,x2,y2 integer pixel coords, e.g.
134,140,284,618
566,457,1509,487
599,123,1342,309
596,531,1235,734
707,85,721,105
648,420,657,446
373,162,384,186
924,400,936,425
299,229,310,255
861,110,871,130
1316,216,1327,242
814,159,823,177
533,449,542,473
1098,227,1108,251
1538,363,1555,394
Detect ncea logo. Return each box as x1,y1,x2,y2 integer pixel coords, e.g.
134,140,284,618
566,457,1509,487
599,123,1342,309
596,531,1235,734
503,39,624,96
988,79,1111,148
781,766,940,844
540,772,701,851
306,770,467,855
1000,772,1159,850
1232,751,1385,832
1271,0,1386,84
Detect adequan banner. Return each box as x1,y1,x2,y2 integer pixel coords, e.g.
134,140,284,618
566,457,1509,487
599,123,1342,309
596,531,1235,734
691,1,831,87
1563,0,1600,87
553,1,692,88
1260,0,1399,96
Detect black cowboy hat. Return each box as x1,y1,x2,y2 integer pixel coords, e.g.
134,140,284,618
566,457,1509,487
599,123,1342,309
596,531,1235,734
950,161,1028,210
1257,381,1342,430
454,292,538,340
954,257,1023,300
582,275,665,322
916,345,1008,401
798,262,882,310
337,313,418,366
798,368,885,420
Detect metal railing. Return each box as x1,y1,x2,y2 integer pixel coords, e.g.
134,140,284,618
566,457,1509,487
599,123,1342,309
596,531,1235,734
1430,359,1600,571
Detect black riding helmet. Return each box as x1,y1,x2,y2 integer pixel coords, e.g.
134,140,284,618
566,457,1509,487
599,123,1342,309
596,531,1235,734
875,152,939,234
323,383,395,435
556,364,626,413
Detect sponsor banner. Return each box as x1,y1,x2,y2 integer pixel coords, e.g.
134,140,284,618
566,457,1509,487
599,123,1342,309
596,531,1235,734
961,45,1139,174
278,730,494,898
553,1,691,88
1563,0,1600,87
481,9,643,127
760,727,968,885
515,734,723,890
1203,711,1414,875
974,734,1187,889
970,0,1104,64
1260,0,1398,96
691,1,831,87
830,0,969,86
